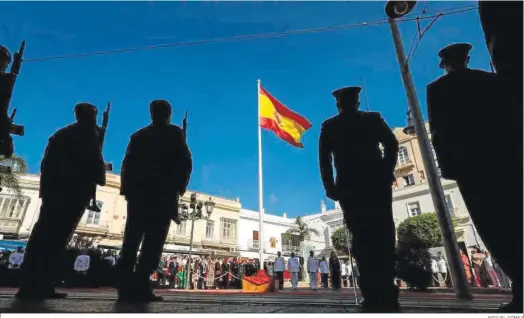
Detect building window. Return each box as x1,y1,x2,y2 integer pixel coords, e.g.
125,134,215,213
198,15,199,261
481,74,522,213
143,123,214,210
0,196,27,219
206,220,214,239
407,202,422,217
221,218,237,239
85,200,103,225
398,147,410,164
329,222,344,234
176,222,186,235
403,174,415,186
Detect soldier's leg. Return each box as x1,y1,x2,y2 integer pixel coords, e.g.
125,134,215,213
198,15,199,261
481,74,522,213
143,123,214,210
135,213,171,295
341,202,397,309
117,200,147,291
458,177,522,310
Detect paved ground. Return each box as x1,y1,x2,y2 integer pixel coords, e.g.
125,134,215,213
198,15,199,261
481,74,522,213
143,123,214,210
0,287,512,313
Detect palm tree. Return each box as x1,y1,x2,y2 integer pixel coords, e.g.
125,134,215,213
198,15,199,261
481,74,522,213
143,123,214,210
0,154,28,198
286,216,320,242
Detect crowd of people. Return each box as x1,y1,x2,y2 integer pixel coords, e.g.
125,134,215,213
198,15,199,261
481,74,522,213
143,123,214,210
459,247,512,289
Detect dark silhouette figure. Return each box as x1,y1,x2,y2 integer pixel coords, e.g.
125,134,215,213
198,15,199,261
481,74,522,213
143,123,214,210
427,43,522,313
319,86,399,312
118,100,192,303
16,103,106,300
0,46,14,157
478,1,523,105
328,251,341,289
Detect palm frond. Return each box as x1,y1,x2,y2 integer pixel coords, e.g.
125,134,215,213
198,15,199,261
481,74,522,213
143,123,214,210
0,154,28,199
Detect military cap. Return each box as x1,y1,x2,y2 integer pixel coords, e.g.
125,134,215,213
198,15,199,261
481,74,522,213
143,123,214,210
332,86,362,100
438,43,472,68
74,102,98,118
0,46,11,63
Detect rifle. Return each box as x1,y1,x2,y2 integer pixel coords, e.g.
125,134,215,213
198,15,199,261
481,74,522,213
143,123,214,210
182,111,188,138
0,41,25,158
87,102,112,212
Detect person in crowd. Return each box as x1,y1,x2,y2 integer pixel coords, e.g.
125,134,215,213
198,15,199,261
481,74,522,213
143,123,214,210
484,251,500,288
431,257,440,287
329,251,341,290
8,247,24,269
73,250,90,287
437,254,451,288
319,256,329,289
307,251,319,291
470,247,486,288
341,259,348,288
460,249,473,286
274,252,285,291
288,252,300,290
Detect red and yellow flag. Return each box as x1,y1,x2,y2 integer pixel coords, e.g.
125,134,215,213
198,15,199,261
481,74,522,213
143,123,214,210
259,86,312,148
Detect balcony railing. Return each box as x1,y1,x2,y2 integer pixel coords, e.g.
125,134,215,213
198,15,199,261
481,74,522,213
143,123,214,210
395,159,414,171
76,223,109,233
220,236,237,245
0,217,22,234
282,244,300,254
248,239,260,250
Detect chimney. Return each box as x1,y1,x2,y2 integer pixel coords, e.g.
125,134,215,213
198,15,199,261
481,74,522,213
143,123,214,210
320,200,327,213
283,213,287,218
335,201,341,210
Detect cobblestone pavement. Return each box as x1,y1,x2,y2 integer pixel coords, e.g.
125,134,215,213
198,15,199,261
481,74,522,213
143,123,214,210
0,289,509,313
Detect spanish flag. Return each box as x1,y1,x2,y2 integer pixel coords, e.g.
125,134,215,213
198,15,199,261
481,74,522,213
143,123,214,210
259,85,312,148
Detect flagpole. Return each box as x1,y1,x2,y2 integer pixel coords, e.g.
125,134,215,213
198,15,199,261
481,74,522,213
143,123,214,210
257,79,265,269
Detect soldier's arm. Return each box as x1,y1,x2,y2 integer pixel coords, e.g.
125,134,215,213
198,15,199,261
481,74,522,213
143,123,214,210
427,84,445,151
318,123,335,192
120,137,135,196
373,114,399,174
89,131,106,187
174,128,192,195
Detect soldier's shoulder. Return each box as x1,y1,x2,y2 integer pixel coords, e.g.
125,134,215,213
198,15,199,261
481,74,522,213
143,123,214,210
50,124,77,140
321,115,340,129
364,111,382,120
167,124,184,134
130,126,152,140
428,75,448,89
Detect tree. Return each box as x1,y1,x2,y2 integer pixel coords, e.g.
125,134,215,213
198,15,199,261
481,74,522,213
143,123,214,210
0,154,28,198
331,227,351,254
69,234,95,250
286,216,320,241
397,212,457,249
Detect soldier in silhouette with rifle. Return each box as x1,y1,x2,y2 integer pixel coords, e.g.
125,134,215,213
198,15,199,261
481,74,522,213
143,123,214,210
0,43,25,160
118,100,192,303
16,103,106,300
319,87,399,312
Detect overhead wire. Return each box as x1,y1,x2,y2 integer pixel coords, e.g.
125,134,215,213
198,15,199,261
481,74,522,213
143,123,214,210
23,5,478,64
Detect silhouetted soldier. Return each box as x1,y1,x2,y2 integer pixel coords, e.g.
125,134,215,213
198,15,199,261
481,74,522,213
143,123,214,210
16,103,106,300
319,87,399,312
118,100,192,302
427,44,522,313
478,1,523,104
0,46,14,157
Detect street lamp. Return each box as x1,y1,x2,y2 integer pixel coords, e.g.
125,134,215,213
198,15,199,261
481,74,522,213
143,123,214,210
178,192,215,290
384,1,471,300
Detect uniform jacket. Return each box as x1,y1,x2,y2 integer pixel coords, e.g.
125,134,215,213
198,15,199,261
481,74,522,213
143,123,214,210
319,111,398,198
40,123,106,199
426,68,503,179
120,123,192,200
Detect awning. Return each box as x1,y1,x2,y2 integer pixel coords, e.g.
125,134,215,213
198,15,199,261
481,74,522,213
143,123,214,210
96,244,220,256
0,240,27,251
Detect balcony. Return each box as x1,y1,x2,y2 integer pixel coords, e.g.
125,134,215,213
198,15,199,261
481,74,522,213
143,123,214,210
248,239,260,250
282,244,300,254
169,232,190,244
395,159,414,171
220,236,237,246
0,217,22,234
76,223,109,234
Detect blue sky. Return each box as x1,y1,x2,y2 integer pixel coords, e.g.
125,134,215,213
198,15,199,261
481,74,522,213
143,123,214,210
1,1,490,217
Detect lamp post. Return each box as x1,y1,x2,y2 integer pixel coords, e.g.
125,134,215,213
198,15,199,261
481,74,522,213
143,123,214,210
384,1,471,300
178,192,215,290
